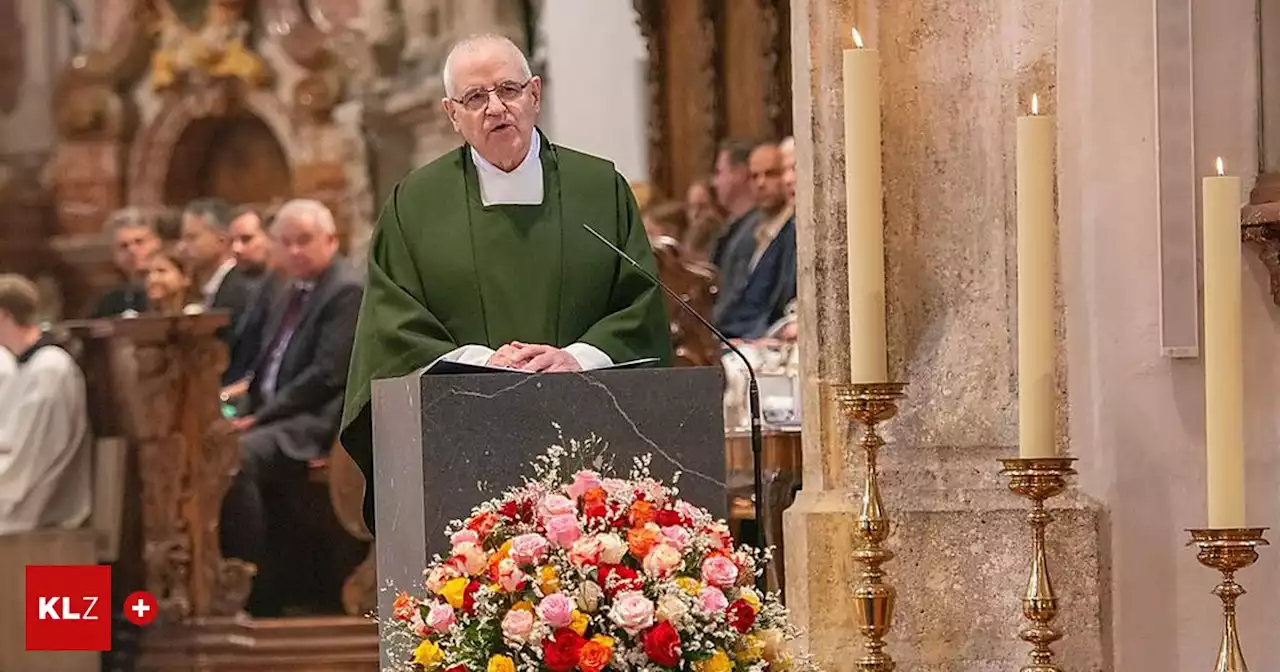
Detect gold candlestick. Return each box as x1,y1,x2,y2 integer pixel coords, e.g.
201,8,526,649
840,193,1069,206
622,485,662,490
834,381,907,672
998,456,1077,672
1187,528,1269,672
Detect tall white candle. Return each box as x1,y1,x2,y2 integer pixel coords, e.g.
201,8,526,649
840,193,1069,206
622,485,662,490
844,27,888,383
1016,94,1057,458
1202,157,1245,528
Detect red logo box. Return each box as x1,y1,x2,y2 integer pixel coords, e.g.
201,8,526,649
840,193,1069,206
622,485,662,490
25,565,111,651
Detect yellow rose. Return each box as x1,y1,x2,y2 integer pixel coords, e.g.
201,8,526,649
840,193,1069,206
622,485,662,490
511,600,534,613
739,587,762,612
695,650,733,672
487,654,515,672
569,610,589,636
591,634,615,649
441,577,470,609
737,634,765,662
539,566,560,594
674,576,701,596
413,639,444,669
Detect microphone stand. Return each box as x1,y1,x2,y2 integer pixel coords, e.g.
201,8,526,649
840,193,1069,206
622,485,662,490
583,224,768,593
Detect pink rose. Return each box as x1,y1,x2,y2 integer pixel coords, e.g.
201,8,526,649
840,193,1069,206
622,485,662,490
452,541,488,576
703,522,733,550
425,564,461,593
502,608,535,643
697,586,728,614
568,470,604,499
642,544,682,579
660,526,693,551
601,478,631,497
450,529,480,547
597,533,627,564
538,494,576,520
609,590,655,634
545,514,582,548
409,610,430,637
701,555,739,588
568,535,604,568
497,558,529,592
676,501,701,523
536,592,575,629
510,533,551,566
426,601,456,633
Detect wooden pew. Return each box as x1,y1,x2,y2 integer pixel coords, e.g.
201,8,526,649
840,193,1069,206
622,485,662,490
59,313,378,671
649,234,720,366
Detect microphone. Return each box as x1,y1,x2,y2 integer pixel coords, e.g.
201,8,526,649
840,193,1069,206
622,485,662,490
583,223,768,591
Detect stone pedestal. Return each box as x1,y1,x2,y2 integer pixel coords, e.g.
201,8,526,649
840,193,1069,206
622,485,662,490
785,1,1107,670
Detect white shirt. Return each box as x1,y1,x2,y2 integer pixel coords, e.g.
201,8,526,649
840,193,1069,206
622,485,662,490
0,341,91,535
438,130,612,371
202,258,238,307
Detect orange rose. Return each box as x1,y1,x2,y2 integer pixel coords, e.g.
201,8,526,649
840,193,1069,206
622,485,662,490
627,526,661,559
629,500,655,527
578,637,614,672
488,539,514,579
583,488,609,520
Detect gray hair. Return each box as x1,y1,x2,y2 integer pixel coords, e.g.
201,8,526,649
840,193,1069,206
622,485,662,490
441,33,532,99
183,197,233,232
271,198,336,236
105,206,166,237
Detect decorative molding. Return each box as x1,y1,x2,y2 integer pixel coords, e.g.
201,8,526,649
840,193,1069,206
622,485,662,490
692,0,720,189
1153,0,1200,358
759,0,786,138
0,0,23,113
632,0,667,195
1242,174,1280,305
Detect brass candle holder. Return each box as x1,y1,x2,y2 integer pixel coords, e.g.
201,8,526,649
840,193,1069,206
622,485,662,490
998,456,1077,672
1186,527,1269,672
833,381,908,672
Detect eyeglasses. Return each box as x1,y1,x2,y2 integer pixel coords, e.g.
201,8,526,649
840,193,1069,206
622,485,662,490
452,79,532,112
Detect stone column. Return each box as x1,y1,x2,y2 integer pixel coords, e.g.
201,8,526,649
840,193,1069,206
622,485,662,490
785,1,1107,670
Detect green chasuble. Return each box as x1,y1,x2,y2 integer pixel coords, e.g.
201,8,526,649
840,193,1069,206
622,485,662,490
340,132,673,531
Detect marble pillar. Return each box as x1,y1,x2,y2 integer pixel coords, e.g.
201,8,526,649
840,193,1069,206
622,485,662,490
785,1,1108,670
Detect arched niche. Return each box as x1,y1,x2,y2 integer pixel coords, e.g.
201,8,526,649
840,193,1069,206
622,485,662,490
127,85,297,208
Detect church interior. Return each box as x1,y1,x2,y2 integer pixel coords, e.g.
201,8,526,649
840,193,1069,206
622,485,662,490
0,0,1278,671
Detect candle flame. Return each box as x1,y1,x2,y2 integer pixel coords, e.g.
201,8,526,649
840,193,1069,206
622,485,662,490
1216,157,1225,176
851,27,864,49
1031,94,1039,115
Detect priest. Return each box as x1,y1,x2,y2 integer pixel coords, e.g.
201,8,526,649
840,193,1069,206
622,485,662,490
341,34,673,531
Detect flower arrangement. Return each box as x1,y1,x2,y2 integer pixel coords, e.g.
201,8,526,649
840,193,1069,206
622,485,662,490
384,438,810,672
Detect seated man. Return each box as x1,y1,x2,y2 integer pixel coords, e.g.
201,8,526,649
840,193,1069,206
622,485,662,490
713,142,797,339
88,207,163,318
220,199,362,616
0,274,92,534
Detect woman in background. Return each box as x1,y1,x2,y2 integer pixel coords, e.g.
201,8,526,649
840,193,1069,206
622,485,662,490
143,246,201,315
682,178,726,261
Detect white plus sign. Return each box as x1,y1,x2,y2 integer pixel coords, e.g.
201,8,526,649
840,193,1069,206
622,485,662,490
131,599,151,619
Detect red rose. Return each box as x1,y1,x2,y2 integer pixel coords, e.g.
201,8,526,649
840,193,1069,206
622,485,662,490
467,512,499,538
597,564,642,596
461,580,481,613
653,509,685,527
543,628,587,672
726,599,756,633
642,621,682,667
445,666,467,672
498,498,535,522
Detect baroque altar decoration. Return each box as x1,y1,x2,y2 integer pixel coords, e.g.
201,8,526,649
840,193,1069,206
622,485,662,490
385,439,812,672
150,0,270,91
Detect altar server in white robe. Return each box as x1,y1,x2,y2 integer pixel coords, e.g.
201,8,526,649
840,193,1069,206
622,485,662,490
0,274,91,534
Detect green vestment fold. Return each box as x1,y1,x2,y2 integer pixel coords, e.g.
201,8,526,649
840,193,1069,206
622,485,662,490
340,133,673,531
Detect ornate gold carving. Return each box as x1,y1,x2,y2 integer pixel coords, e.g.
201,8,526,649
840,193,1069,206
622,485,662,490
758,0,787,138
151,0,270,91
650,235,719,366
632,0,667,194
293,72,342,121
260,0,335,71
341,550,377,616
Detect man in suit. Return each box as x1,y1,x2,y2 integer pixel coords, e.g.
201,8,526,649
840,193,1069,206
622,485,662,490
179,198,257,382
221,198,363,616
222,204,282,387
88,208,163,318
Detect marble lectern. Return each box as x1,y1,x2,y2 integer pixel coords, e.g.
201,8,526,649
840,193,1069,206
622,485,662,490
370,366,726,661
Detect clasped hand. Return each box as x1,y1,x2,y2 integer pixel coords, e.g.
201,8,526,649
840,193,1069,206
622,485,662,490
487,342,581,372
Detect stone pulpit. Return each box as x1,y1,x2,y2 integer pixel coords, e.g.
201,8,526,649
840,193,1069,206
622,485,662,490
369,366,727,665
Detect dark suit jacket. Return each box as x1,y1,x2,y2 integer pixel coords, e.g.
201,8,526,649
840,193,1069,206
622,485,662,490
714,217,797,339
87,283,147,318
246,259,363,461
224,271,281,385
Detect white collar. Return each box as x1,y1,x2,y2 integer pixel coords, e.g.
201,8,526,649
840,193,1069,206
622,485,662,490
202,258,237,304
469,129,544,206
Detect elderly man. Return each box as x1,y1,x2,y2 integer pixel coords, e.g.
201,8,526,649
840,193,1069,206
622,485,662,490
342,34,672,530
221,199,362,615
0,274,91,534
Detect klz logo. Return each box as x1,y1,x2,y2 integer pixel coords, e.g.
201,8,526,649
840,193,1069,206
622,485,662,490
26,565,111,651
